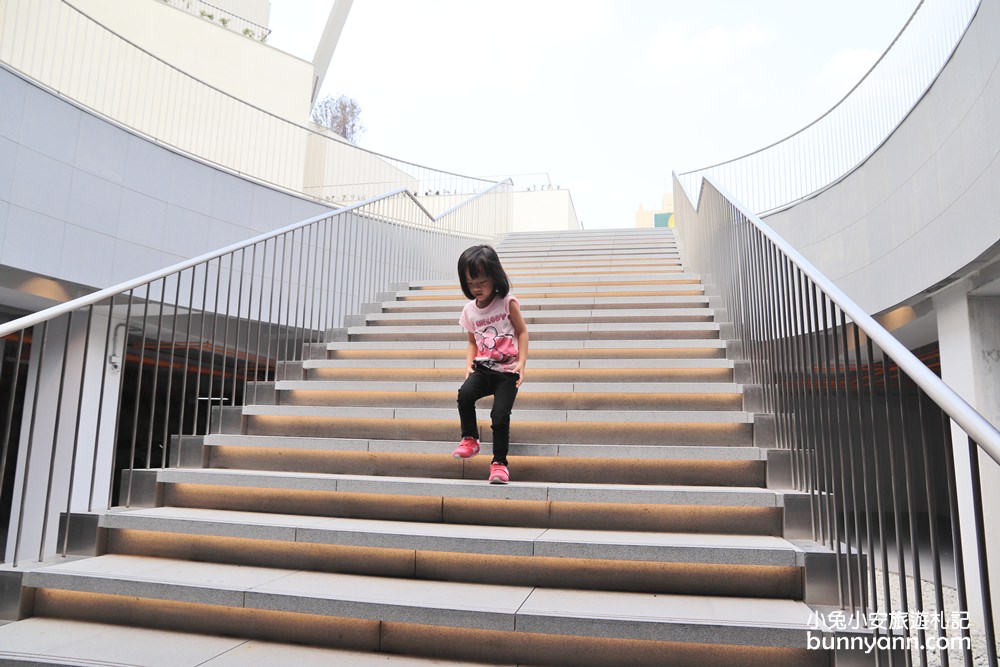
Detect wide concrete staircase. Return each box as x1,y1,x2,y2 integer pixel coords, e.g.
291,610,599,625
0,229,836,666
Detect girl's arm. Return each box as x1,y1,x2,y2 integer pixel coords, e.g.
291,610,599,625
465,332,477,377
509,300,529,387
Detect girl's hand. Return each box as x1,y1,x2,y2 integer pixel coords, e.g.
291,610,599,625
513,360,525,387
466,362,475,378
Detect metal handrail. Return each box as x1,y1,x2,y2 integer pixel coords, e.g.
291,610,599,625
0,181,510,341
0,0,501,213
674,172,998,665
0,194,383,340
703,175,1000,467
676,0,982,215
0,182,510,567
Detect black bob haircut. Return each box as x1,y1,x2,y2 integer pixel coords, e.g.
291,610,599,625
457,245,511,301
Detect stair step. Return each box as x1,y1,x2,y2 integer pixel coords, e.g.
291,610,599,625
378,295,712,312
306,357,733,368
155,469,778,507
276,380,741,393
272,381,743,411
395,284,705,300
101,507,803,568
23,555,822,653
240,407,754,446
203,434,767,460
360,308,716,326
0,617,492,667
346,322,721,342
407,273,699,288
325,338,728,354
200,437,765,486
241,405,753,423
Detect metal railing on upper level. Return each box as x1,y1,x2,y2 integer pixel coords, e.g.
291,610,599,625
676,0,982,216
0,183,508,568
161,0,272,42
675,174,998,666
0,0,504,235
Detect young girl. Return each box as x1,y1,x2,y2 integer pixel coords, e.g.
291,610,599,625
453,245,528,484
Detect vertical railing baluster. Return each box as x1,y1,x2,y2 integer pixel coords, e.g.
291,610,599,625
160,273,184,467
39,313,74,562
14,321,49,567
0,330,26,563
965,439,998,666
145,279,168,468
915,392,949,667
125,290,152,506
941,421,975,667
896,367,928,667
882,351,913,667
63,306,94,556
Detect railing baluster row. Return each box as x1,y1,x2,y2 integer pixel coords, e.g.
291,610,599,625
675,174,999,665
0,186,509,570
677,0,982,216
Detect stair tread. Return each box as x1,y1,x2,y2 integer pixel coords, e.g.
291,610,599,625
25,555,820,646
362,307,716,321
274,380,742,394
241,405,754,423
323,339,729,351
379,295,711,309
305,357,734,368
155,468,781,506
394,284,704,298
202,434,766,459
347,322,720,334
101,507,802,565
406,273,699,287
0,617,495,667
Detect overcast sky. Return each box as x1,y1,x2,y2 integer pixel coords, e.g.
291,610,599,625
268,0,918,228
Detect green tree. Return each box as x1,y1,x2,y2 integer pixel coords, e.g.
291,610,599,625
311,94,365,143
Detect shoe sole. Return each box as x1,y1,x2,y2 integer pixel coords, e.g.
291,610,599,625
452,451,479,459
489,477,508,484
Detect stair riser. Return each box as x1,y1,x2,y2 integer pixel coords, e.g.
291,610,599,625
243,416,755,446
30,590,825,667
366,314,715,326
105,530,800,599
162,485,784,535
206,448,766,486
275,390,744,412
305,368,735,383
323,348,729,360
349,330,720,342
381,300,711,313
398,289,705,301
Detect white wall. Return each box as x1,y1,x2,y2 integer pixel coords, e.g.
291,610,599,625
511,189,580,232
763,0,1000,316
66,0,312,124
0,65,329,299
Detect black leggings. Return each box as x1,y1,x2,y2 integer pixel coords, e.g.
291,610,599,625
457,364,519,465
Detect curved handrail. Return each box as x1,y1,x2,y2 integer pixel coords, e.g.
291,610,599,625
434,178,514,220
0,0,498,208
683,173,1000,467
0,179,508,340
676,0,982,214
680,1,925,178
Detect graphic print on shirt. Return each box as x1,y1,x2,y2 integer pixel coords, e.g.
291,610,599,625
476,325,517,365
460,295,521,374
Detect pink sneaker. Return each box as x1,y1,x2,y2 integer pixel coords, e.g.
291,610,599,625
489,462,509,484
452,437,480,459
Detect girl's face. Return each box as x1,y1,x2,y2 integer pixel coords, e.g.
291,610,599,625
465,269,495,306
